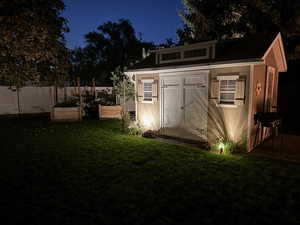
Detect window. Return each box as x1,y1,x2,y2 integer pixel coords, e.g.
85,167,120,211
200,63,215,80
143,82,152,102
212,75,244,107
138,79,157,103
219,80,236,105
161,52,181,61
184,48,207,59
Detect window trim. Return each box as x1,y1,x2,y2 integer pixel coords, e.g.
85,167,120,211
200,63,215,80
141,79,154,103
216,103,238,108
217,75,239,107
161,52,181,62
183,48,208,59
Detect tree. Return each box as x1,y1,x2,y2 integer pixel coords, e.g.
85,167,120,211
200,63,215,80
176,25,194,44
70,47,107,85
111,66,134,102
0,0,69,87
158,38,176,48
70,19,154,85
179,0,300,56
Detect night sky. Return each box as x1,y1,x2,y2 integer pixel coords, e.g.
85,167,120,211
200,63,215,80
62,0,184,49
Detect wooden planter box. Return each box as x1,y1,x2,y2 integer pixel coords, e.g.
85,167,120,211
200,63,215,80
51,107,82,122
99,105,123,119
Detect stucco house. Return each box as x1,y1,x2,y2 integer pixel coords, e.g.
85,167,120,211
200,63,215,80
125,32,287,151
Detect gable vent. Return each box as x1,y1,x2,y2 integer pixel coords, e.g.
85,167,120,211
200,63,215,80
154,41,216,65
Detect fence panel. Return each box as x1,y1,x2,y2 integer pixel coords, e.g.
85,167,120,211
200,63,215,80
0,87,19,115
19,87,53,114
119,97,135,112
0,86,135,116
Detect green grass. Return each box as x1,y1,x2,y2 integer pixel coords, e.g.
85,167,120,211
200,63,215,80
1,118,300,225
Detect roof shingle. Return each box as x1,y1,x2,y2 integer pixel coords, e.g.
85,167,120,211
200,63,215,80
128,33,277,71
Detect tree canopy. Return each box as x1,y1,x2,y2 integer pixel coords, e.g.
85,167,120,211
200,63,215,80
179,0,300,56
0,0,69,87
71,19,154,85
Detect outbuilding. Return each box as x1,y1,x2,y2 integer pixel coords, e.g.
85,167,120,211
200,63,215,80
125,32,287,151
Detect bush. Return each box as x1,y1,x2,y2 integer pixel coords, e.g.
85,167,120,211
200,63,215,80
95,89,116,106
54,99,78,107
127,120,143,136
128,127,143,136
211,138,236,155
211,136,247,155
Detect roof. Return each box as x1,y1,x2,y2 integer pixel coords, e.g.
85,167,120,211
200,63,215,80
127,33,277,72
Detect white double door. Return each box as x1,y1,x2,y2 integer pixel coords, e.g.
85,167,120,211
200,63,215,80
161,72,208,140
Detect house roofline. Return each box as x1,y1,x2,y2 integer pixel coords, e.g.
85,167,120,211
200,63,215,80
278,33,288,72
125,58,264,76
150,40,218,53
262,32,288,72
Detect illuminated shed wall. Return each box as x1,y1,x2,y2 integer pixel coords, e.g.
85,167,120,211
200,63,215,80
207,66,250,146
136,74,160,130
136,66,252,149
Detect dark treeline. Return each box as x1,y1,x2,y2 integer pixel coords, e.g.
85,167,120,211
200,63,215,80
70,19,154,86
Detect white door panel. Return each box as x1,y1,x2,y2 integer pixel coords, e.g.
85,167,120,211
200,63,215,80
163,86,182,127
161,72,208,140
183,86,208,139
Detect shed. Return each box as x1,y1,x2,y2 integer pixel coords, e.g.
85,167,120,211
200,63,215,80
125,32,287,151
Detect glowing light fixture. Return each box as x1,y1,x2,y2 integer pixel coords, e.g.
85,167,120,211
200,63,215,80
142,114,154,130
218,142,225,154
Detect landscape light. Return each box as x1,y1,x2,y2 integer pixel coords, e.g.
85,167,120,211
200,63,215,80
142,114,154,130
219,142,225,154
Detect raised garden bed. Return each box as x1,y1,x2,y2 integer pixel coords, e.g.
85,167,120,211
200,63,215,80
99,105,123,119
51,106,82,122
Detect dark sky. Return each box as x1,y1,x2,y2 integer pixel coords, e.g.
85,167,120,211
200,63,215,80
62,0,184,49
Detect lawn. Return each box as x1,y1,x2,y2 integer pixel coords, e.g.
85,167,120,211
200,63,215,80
1,118,300,225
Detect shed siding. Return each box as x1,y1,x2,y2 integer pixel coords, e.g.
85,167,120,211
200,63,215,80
264,49,277,68
264,44,280,112
248,63,280,151
207,66,250,148
263,35,287,72
248,65,267,150
136,66,252,149
248,41,281,151
136,74,160,130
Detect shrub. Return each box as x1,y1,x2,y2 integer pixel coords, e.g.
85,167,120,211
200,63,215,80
127,120,143,136
211,138,236,155
54,99,78,107
211,135,248,155
95,89,116,106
